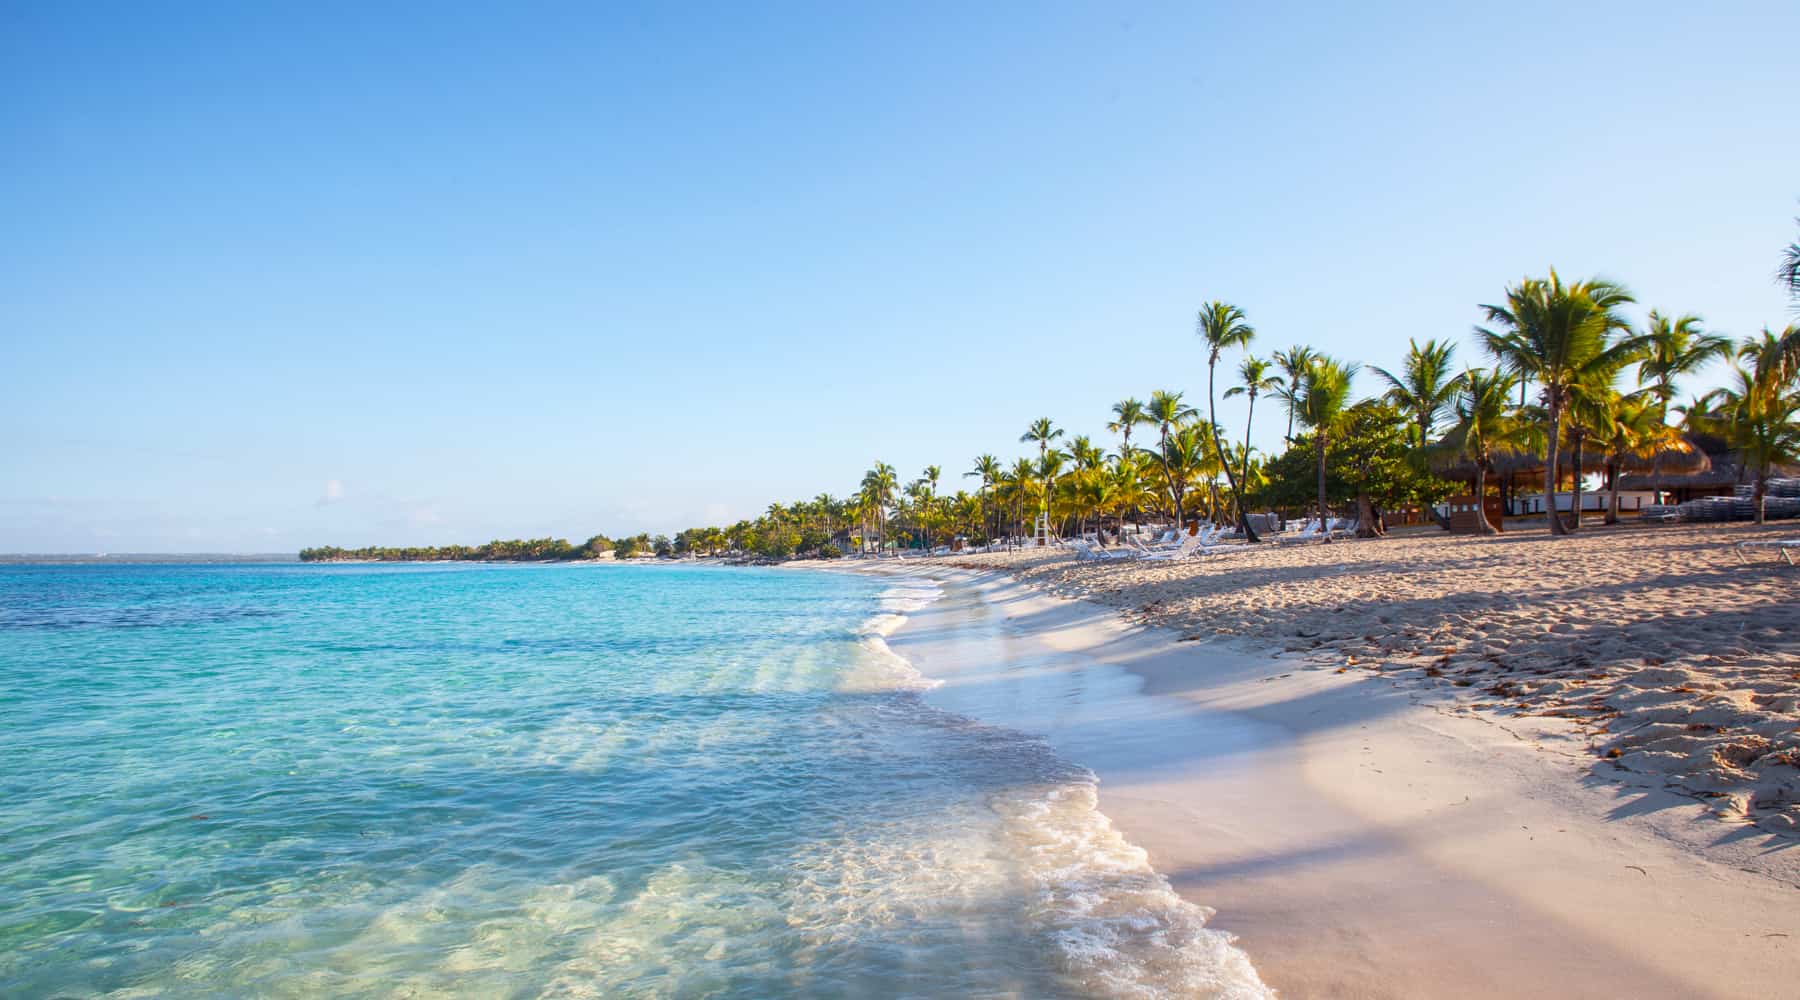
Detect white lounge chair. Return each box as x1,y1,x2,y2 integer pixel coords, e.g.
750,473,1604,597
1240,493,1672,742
1139,529,1219,561
1735,537,1800,566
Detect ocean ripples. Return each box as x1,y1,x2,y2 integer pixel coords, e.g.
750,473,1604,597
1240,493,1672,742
0,564,1266,998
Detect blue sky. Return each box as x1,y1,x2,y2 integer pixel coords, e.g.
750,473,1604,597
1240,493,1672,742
4,2,1797,552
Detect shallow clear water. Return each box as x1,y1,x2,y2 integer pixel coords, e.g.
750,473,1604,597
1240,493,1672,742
0,562,1266,998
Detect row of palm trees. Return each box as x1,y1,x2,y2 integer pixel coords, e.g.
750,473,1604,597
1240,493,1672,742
684,225,1800,556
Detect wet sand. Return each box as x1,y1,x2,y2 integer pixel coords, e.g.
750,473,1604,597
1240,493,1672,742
868,562,1800,999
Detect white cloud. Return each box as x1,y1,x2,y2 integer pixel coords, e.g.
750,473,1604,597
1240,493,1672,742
317,479,346,507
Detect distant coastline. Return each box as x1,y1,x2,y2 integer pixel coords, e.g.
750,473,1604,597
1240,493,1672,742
0,553,299,565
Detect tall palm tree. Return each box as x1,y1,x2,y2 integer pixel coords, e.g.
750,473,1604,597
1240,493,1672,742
1477,270,1638,536
1273,345,1316,442
1441,368,1525,535
1145,390,1196,528
1108,398,1149,458
1295,356,1360,539
1019,418,1064,540
918,465,942,547
860,462,898,555
1196,300,1260,541
965,454,1002,546
1034,450,1067,539
1223,355,1282,532
1007,457,1036,546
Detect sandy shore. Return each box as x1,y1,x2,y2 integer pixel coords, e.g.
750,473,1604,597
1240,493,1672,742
824,524,1800,997
946,522,1800,834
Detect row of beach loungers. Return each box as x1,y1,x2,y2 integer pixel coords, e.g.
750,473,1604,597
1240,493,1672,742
1066,518,1356,562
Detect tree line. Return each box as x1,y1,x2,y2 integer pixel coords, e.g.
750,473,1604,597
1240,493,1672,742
305,220,1800,562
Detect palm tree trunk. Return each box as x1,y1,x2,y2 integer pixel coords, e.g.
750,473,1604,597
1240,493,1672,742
1755,467,1767,525
1156,426,1183,530
1605,459,1621,526
1475,461,1497,534
1315,434,1330,541
1421,416,1452,531
1210,360,1259,542
1569,434,1585,533
1239,394,1263,542
1545,401,1567,537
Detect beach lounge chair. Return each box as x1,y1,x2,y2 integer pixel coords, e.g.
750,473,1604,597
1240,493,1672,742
1734,537,1800,566
1139,529,1219,561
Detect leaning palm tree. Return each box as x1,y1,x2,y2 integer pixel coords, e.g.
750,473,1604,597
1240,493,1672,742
1692,330,1800,523
1145,390,1197,528
1440,368,1525,534
1272,345,1316,442
1223,355,1282,534
1196,301,1260,541
1108,397,1149,458
1477,270,1638,536
1295,356,1359,539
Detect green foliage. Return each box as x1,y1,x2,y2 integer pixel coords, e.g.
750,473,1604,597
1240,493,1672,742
1258,402,1451,513
298,538,580,562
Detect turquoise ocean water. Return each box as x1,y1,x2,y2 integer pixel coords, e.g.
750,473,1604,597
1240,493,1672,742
0,563,1265,998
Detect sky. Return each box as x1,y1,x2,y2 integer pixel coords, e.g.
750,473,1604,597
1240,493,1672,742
3,1,1797,552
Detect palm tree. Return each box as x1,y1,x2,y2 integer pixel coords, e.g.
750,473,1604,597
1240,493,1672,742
1007,457,1036,546
1781,215,1800,301
1441,368,1526,535
1020,418,1064,540
1145,390,1197,528
1223,355,1282,533
1068,435,1105,471
1108,398,1149,458
918,465,942,547
1370,337,1463,530
1371,338,1463,449
1638,311,1729,402
860,462,898,555
1160,423,1212,529
965,454,1002,546
1273,345,1316,442
1110,454,1153,544
1197,301,1260,541
1694,328,1800,523
1477,270,1638,536
1034,450,1067,539
1596,392,1692,525
1295,356,1359,539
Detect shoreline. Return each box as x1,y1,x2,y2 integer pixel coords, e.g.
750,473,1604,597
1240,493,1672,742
851,559,1799,998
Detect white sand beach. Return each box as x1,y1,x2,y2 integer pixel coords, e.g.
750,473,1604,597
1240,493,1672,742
831,524,1800,997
